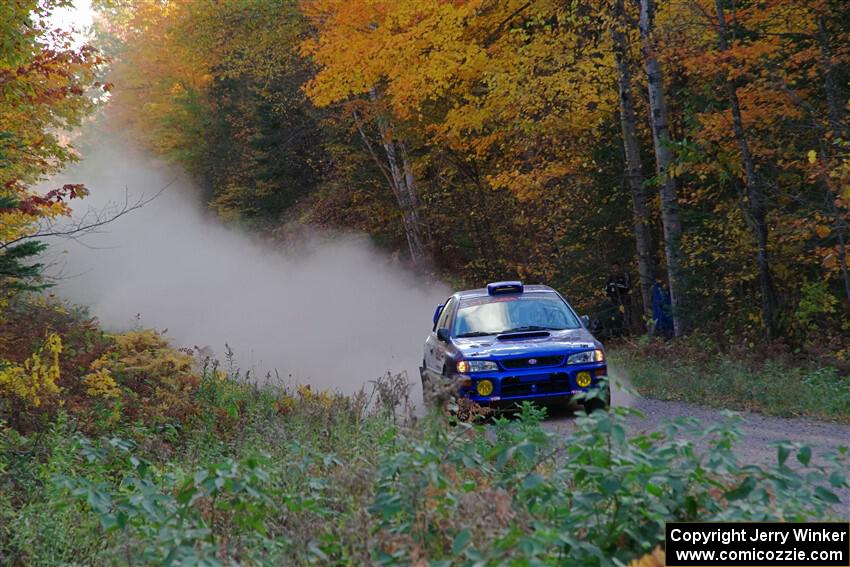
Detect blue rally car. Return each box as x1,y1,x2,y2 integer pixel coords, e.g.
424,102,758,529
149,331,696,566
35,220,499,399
421,281,608,412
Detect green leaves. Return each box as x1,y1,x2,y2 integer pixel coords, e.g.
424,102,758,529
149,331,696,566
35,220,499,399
814,486,841,504
452,528,472,554
797,446,812,466
54,437,275,565
777,443,791,467
724,476,756,501
363,401,850,565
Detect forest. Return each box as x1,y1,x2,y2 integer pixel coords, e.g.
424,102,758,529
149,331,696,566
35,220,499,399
4,0,850,346
95,0,850,350
1,0,849,565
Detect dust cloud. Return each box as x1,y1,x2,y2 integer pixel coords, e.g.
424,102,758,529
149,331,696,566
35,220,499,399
41,137,449,398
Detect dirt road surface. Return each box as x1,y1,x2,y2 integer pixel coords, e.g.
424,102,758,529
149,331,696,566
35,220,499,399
542,368,850,517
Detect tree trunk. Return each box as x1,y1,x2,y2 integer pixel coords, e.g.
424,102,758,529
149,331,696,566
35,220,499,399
714,0,778,340
356,89,427,268
837,228,850,313
816,14,850,312
817,16,848,139
612,0,654,326
639,0,686,336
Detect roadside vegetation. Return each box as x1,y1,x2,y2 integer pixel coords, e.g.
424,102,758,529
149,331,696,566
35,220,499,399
614,336,850,422
1,300,847,566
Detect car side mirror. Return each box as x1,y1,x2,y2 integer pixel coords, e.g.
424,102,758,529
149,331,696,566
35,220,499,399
436,328,450,342
433,304,444,325
580,315,590,327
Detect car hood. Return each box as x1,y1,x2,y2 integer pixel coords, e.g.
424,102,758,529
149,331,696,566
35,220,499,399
452,328,602,359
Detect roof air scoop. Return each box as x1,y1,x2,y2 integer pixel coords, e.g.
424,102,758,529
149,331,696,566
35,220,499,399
487,281,524,295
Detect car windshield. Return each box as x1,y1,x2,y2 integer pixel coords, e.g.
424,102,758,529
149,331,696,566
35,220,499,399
452,293,580,337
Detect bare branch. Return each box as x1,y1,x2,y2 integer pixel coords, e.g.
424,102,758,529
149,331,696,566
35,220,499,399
1,178,174,250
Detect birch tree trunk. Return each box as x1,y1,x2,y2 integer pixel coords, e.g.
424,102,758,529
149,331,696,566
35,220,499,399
639,0,686,336
613,0,654,325
355,89,427,268
376,123,427,266
714,0,779,339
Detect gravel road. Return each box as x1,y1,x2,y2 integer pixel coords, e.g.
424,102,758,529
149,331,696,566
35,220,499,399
541,368,850,517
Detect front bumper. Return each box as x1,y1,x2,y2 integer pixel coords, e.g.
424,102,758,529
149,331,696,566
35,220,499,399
454,362,607,406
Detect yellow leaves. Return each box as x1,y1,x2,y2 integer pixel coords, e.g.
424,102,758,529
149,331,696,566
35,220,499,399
302,0,616,164
0,3,99,296
296,383,335,407
807,150,818,164
83,357,122,399
0,334,62,408
110,329,196,380
815,225,830,238
93,329,201,426
0,209,35,242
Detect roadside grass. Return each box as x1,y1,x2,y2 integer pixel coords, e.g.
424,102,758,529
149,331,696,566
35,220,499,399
2,366,848,565
612,339,850,422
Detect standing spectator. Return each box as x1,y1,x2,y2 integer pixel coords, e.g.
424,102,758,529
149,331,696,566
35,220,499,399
606,261,632,334
650,276,674,338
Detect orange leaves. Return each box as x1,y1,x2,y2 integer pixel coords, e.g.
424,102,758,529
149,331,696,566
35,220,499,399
0,1,101,295
0,4,101,190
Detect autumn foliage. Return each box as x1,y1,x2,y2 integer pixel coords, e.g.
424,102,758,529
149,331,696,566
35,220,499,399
0,0,105,298
0,298,205,433
94,0,850,349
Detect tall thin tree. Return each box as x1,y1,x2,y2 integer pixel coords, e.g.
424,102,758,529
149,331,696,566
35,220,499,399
713,0,779,339
639,0,686,336
612,0,654,324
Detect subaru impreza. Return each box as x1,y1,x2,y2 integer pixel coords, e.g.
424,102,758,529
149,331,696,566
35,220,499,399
422,281,608,412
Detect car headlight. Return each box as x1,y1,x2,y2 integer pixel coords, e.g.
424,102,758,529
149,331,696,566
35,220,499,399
567,350,604,364
456,360,499,373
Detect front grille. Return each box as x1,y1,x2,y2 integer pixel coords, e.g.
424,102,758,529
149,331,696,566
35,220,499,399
500,373,571,397
501,355,564,369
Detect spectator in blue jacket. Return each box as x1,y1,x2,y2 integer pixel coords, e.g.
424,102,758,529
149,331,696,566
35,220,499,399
651,276,673,339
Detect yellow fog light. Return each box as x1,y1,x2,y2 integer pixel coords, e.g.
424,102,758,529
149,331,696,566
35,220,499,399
476,380,494,396
576,371,592,388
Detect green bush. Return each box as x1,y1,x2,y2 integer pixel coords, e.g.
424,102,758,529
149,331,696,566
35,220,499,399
2,378,844,566
365,402,847,565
